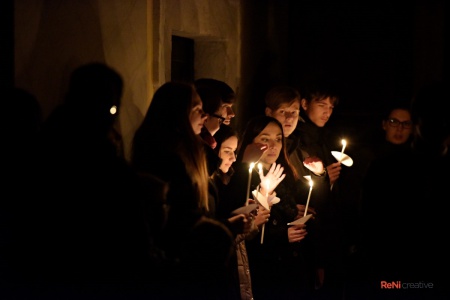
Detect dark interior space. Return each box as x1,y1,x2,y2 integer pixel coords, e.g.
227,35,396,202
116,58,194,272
240,0,446,168
171,35,194,83
1,1,448,299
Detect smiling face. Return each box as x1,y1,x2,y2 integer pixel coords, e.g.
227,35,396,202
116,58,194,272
301,96,334,127
189,93,207,135
253,122,283,168
218,135,238,173
266,99,300,137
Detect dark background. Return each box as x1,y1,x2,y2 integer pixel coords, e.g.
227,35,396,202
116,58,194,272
1,0,447,147
239,0,447,147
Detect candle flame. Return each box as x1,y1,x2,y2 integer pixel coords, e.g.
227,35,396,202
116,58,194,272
249,162,255,172
341,139,346,146
309,179,314,188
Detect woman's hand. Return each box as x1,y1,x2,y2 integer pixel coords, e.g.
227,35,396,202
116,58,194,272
303,156,325,176
242,143,268,164
252,205,270,228
258,163,286,195
287,224,307,243
228,214,252,234
327,162,341,185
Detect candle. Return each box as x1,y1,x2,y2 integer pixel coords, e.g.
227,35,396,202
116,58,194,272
245,162,255,206
339,139,347,163
304,179,314,217
331,139,346,191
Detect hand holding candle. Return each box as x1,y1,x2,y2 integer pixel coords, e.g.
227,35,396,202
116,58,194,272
331,139,347,191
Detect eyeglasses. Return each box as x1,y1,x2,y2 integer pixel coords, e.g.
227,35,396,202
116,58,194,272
210,114,226,125
387,118,412,129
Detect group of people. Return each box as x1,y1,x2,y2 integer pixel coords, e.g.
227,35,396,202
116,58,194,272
2,62,449,300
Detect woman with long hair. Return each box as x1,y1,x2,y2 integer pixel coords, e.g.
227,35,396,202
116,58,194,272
131,81,234,299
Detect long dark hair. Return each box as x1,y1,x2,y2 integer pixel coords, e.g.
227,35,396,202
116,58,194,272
131,81,210,210
236,115,299,181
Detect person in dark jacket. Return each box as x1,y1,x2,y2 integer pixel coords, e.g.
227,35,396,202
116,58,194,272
264,85,331,298
131,81,234,299
225,115,311,300
297,81,346,300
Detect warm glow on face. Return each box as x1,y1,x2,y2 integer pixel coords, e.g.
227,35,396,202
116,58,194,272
254,122,283,167
218,136,238,174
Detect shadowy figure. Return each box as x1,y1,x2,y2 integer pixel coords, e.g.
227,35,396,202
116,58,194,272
7,63,156,300
2,88,42,296
358,81,449,300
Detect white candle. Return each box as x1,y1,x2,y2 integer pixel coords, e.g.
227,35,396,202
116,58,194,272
339,139,347,163
331,139,346,191
245,162,255,206
304,179,314,217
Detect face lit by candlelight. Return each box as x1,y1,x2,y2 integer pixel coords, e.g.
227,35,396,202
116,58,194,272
189,93,207,135
301,97,334,127
218,135,238,173
253,122,283,168
220,103,235,126
265,99,301,137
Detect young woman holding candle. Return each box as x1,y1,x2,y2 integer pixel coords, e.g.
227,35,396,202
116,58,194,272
224,115,313,300
264,85,338,297
210,124,270,300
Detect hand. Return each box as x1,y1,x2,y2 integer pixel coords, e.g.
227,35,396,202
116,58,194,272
303,156,325,175
252,205,270,227
326,162,341,185
242,143,268,164
287,224,307,243
228,214,252,234
258,163,286,195
296,204,316,220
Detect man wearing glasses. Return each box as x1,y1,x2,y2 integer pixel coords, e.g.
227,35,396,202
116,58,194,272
194,78,237,149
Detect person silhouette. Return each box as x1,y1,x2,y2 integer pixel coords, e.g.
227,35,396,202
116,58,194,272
11,63,155,299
